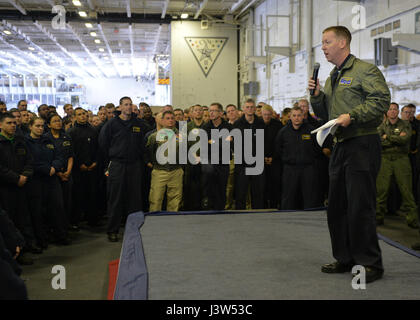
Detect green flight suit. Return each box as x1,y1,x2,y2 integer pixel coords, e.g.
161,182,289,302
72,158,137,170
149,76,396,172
147,127,183,212
376,118,418,225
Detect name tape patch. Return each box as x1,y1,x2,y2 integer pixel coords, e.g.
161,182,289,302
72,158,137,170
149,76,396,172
302,134,311,140
339,77,353,86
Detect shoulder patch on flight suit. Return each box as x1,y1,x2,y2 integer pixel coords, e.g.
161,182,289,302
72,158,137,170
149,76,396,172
339,77,353,86
302,134,311,140
158,133,169,141
46,144,54,149
16,148,26,155
132,126,141,133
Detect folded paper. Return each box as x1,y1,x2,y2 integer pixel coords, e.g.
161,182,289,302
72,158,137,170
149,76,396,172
311,119,339,147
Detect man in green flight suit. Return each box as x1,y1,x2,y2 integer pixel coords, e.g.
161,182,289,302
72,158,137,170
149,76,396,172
376,102,419,228
309,25,390,283
146,110,183,212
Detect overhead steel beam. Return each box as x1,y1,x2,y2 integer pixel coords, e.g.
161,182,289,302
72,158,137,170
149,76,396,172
0,10,173,23
128,25,134,53
153,25,162,54
33,20,94,78
165,41,170,55
127,0,135,76
128,24,135,76
194,0,209,19
126,0,132,18
236,0,258,18
230,0,250,13
0,55,39,76
161,0,170,19
1,20,67,76
97,23,123,78
235,0,260,19
66,23,108,78
0,35,58,76
6,0,27,15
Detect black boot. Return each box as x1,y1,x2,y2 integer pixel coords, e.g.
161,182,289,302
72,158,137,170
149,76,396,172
321,261,353,273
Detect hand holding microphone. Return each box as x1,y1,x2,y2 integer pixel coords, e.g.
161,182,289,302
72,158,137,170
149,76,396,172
308,62,321,97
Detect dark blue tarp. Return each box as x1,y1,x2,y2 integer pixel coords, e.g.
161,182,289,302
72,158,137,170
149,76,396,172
114,209,419,300
113,212,148,300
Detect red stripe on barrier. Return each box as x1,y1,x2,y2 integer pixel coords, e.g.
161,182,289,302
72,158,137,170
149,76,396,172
107,259,120,300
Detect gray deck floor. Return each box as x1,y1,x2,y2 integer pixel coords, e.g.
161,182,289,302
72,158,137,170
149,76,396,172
142,211,420,300
20,210,420,300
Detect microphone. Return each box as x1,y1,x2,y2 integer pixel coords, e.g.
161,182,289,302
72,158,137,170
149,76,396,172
310,63,320,96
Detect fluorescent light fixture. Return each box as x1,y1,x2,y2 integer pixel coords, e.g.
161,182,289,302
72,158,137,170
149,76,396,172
78,11,87,17
85,23,93,28
180,13,189,19
99,48,105,52
73,0,82,6
90,31,97,37
94,39,101,44
3,30,11,35
28,47,35,51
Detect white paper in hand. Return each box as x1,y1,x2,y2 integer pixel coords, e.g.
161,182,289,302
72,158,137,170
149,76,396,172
311,119,339,147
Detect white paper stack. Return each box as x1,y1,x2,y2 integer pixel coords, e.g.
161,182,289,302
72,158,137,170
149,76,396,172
311,119,339,147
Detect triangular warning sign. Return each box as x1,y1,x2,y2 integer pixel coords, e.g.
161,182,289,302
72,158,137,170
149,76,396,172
185,37,228,77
